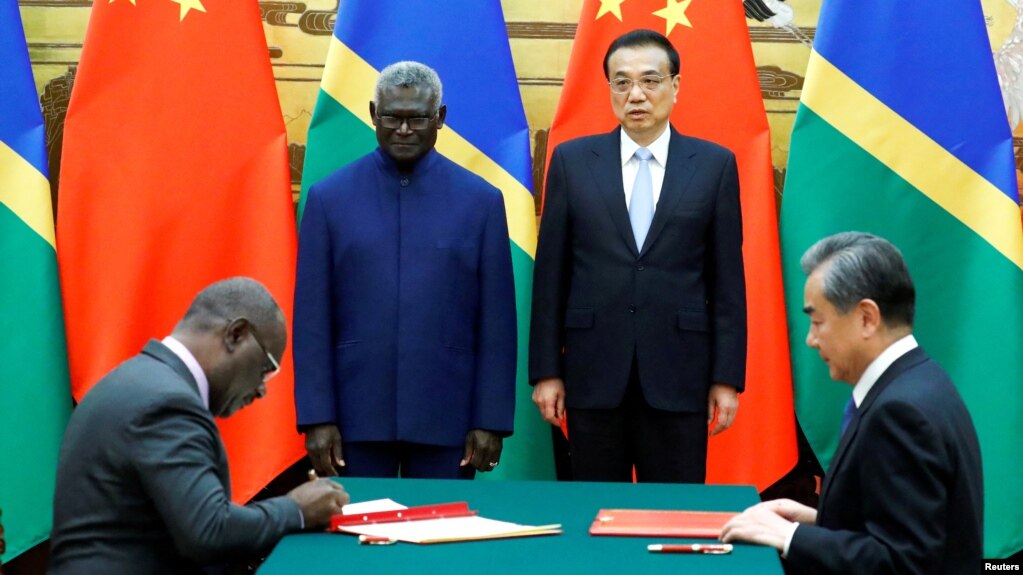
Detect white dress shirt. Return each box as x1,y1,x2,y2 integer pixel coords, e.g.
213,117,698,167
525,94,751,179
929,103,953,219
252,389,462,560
621,125,670,210
162,335,210,409
851,334,918,408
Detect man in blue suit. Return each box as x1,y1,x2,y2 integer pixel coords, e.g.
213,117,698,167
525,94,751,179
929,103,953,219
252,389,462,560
721,233,983,574
530,29,746,483
294,61,517,479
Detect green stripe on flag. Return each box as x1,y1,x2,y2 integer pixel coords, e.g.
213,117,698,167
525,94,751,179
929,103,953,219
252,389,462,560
0,204,71,561
484,245,555,480
782,106,1023,557
298,90,377,218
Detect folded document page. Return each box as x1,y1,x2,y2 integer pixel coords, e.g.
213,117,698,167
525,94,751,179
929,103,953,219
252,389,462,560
333,499,562,544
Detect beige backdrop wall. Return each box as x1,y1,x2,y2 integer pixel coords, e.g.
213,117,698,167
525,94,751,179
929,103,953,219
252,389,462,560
18,0,1023,205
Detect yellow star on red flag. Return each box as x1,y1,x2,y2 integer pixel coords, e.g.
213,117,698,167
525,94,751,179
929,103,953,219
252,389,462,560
596,0,627,21
652,0,694,36
170,0,206,21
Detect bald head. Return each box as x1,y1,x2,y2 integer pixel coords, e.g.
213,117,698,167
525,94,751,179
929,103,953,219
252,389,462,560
177,277,283,334
174,278,286,418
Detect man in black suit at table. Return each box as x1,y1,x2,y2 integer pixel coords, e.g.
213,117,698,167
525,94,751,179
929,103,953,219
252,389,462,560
49,278,349,575
529,29,747,483
722,232,983,574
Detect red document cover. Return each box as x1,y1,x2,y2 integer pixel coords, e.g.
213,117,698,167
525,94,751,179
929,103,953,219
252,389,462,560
589,509,738,539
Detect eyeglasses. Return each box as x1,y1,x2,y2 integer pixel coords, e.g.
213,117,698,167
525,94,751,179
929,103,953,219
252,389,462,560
374,113,437,130
608,74,675,94
247,323,281,383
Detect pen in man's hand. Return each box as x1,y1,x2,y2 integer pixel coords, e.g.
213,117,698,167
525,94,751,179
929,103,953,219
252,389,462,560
647,543,733,554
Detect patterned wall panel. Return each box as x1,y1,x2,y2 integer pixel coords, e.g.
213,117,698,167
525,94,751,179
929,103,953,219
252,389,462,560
17,0,1023,204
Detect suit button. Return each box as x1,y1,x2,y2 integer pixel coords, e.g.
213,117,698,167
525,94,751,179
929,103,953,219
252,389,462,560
628,305,636,313
400,177,410,187
636,264,644,271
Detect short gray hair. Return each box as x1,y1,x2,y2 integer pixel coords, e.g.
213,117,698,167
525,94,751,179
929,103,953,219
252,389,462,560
374,61,443,114
179,277,283,333
801,232,915,328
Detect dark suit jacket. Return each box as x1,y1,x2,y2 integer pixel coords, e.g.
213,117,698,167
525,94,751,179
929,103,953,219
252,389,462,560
787,347,984,574
49,341,302,575
529,127,746,411
293,148,517,446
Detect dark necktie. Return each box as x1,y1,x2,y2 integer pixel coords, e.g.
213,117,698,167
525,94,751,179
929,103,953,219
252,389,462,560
840,397,858,435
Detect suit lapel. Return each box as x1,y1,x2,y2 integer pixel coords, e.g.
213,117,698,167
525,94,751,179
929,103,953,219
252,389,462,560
587,128,639,255
641,128,696,256
143,339,233,493
142,340,201,395
818,347,929,519
857,347,927,416
817,407,860,519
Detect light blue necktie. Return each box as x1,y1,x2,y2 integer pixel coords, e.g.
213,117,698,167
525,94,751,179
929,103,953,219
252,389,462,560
629,147,654,250
840,397,857,435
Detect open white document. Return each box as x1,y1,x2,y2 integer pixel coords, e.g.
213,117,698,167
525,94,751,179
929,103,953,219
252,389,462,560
335,499,562,544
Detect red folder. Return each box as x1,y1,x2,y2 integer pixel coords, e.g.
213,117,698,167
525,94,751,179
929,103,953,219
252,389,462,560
589,509,737,539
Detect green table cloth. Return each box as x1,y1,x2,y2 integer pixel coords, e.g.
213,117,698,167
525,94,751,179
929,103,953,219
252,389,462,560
258,477,783,574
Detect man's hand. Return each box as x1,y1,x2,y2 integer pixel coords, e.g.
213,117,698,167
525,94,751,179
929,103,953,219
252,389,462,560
304,424,344,477
720,500,807,552
287,479,350,530
461,429,503,472
532,377,565,425
765,498,818,524
707,383,739,436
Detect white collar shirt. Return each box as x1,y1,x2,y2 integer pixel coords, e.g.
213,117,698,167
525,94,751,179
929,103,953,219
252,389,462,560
162,335,210,410
852,334,919,407
620,125,670,209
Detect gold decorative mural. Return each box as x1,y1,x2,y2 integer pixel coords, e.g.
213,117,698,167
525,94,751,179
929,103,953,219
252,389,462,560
17,0,1023,204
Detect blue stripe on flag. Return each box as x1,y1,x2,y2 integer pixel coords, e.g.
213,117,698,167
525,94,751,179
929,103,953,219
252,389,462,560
333,0,532,194
0,0,48,177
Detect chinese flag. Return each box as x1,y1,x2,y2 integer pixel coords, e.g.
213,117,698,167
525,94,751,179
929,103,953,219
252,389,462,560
546,0,796,490
57,0,302,502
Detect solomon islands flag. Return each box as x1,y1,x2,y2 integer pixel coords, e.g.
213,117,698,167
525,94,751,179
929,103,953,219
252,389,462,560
780,0,1023,558
0,0,72,560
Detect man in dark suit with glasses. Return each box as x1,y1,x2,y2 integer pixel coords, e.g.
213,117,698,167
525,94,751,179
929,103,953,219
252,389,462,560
49,278,348,575
530,29,747,483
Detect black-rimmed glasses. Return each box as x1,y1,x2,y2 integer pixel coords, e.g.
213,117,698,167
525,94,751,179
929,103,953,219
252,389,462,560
374,113,437,130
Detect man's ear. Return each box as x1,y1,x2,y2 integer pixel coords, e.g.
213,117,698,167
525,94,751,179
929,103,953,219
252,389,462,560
857,299,882,337
435,105,447,129
223,318,249,352
369,101,377,120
